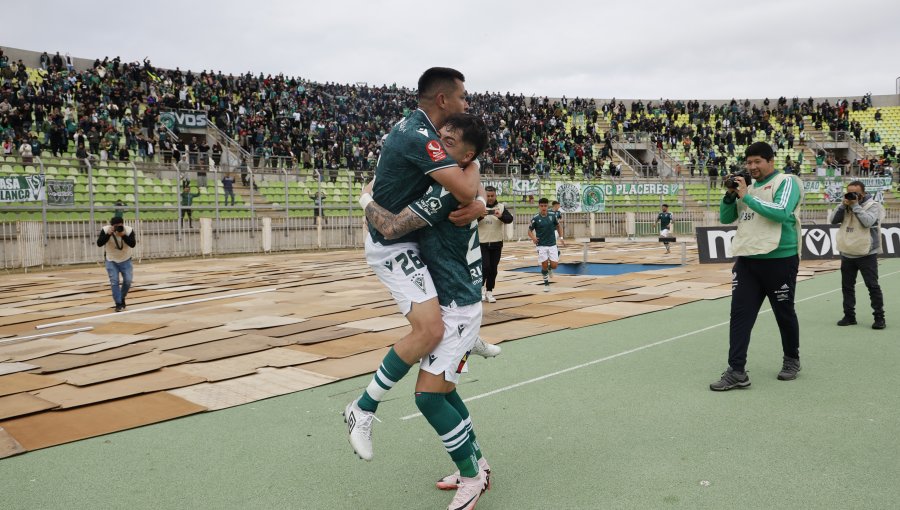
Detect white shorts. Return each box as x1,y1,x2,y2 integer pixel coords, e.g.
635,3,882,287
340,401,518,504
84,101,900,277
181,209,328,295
536,245,560,264
365,233,438,316
660,228,671,238
420,302,483,384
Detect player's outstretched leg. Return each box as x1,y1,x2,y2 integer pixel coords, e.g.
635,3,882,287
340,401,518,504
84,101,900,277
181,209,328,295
470,337,501,358
343,346,410,460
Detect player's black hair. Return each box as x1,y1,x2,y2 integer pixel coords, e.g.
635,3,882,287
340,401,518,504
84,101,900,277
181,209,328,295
443,113,488,158
662,203,669,208
745,141,775,161
551,201,560,206
538,198,550,205
418,67,465,100
485,185,497,192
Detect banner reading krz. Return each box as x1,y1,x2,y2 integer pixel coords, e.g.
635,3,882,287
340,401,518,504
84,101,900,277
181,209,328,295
696,224,900,263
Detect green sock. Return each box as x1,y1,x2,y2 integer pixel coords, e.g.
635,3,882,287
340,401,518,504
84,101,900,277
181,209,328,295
415,392,478,478
542,269,549,284
445,390,482,461
358,347,411,412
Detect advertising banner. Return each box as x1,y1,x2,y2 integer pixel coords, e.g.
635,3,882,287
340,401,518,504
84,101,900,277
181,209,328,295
0,175,45,202
696,224,900,263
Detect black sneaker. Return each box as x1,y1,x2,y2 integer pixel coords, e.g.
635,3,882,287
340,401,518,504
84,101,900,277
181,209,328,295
710,367,751,391
115,305,124,312
836,316,857,326
872,318,886,330
777,356,801,381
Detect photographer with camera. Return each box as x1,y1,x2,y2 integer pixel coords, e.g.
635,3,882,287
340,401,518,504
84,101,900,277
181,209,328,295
831,181,886,330
710,142,804,391
478,186,514,303
96,216,137,312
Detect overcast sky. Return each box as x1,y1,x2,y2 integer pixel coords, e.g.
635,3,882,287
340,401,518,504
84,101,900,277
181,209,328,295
6,0,899,100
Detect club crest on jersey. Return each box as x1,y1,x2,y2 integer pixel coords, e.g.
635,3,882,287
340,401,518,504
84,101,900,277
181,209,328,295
426,140,447,162
384,260,393,272
412,275,427,294
457,324,465,337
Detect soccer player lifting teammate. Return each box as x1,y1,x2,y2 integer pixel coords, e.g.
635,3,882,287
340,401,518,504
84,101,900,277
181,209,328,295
528,198,565,291
361,113,495,510
343,68,489,464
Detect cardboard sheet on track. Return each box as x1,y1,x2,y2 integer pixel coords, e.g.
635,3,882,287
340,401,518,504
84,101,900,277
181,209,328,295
167,348,326,382
0,392,206,451
0,362,39,376
286,326,370,345
0,426,25,458
0,393,59,420
0,373,63,397
27,344,155,374
33,369,206,409
142,328,244,351
298,347,390,380
165,335,277,363
54,352,194,386
296,330,406,359
168,367,337,411
529,311,625,329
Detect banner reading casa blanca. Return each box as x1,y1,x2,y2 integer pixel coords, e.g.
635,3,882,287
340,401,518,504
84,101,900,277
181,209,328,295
555,182,680,212
0,175,45,202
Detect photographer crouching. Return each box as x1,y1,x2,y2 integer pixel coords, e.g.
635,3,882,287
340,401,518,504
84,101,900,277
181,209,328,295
710,142,804,391
96,216,137,312
831,181,886,330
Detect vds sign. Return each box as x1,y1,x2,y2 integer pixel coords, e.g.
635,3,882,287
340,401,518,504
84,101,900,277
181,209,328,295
160,109,208,130
696,224,900,263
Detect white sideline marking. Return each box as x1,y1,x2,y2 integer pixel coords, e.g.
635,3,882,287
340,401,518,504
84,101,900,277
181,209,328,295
400,269,899,420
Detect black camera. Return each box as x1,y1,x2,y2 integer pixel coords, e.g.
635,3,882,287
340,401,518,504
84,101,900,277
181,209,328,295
844,192,859,201
724,171,752,190
114,225,125,233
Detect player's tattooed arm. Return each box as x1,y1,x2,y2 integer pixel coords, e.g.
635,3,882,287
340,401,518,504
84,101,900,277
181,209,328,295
365,202,428,240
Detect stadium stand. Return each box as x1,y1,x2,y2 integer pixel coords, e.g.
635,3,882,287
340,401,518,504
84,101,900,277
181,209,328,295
0,46,897,223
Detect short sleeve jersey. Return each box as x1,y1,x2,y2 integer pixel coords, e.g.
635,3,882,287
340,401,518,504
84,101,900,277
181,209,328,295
657,211,673,229
368,109,458,245
408,184,482,307
551,209,564,224
529,213,559,247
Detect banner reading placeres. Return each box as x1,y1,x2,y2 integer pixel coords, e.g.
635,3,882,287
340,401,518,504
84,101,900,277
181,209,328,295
696,224,900,263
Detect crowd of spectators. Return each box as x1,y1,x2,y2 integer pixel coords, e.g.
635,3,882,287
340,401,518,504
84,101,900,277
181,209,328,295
0,46,893,184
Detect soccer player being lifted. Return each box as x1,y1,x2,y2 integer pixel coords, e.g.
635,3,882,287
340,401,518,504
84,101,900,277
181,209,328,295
361,113,494,510
343,68,493,466
528,198,565,291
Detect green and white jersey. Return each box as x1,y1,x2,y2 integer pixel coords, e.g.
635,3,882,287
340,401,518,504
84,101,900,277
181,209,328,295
529,212,559,247
408,184,483,307
551,209,564,224
657,211,673,228
369,109,458,245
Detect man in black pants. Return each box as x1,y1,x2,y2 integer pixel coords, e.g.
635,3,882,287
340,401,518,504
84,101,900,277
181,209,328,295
710,142,804,391
477,186,513,303
831,180,886,330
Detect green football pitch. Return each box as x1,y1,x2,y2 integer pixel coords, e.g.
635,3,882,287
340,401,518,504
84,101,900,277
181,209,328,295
3,259,899,510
